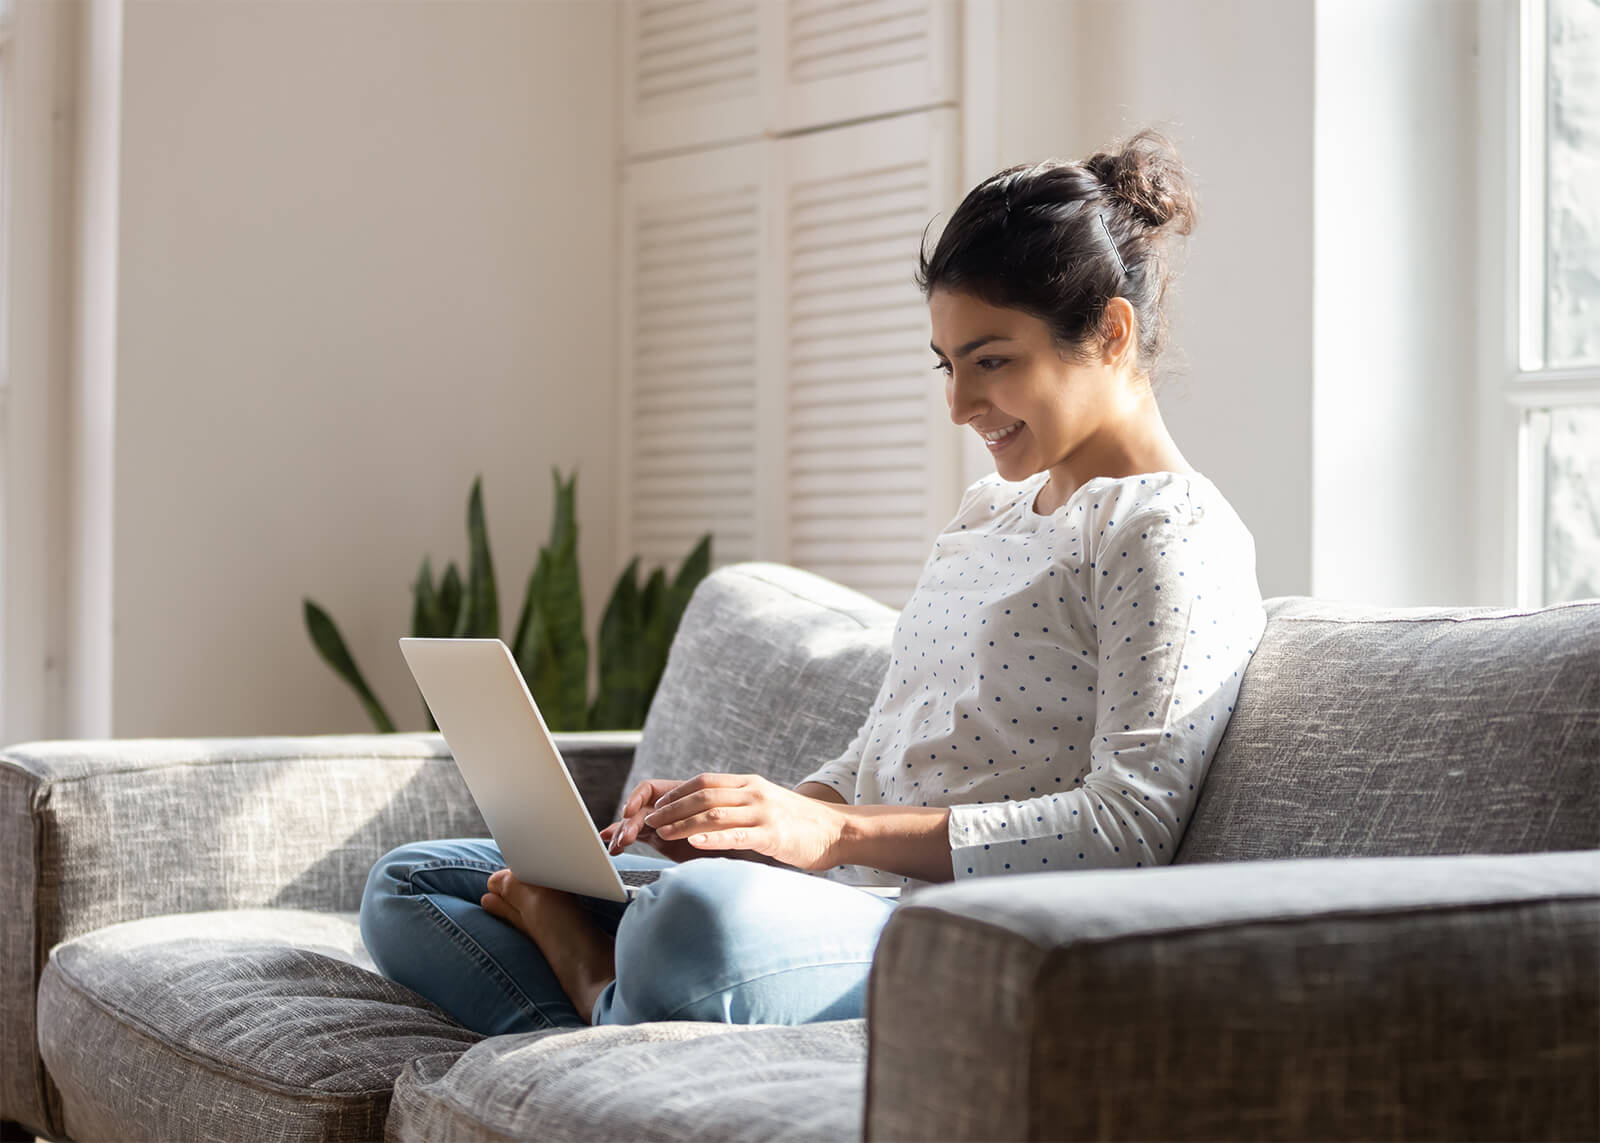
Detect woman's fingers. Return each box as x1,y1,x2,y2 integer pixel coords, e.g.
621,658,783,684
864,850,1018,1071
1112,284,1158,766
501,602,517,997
651,804,761,840
605,776,741,857
652,772,753,809
644,787,754,829
621,782,651,819
683,826,764,850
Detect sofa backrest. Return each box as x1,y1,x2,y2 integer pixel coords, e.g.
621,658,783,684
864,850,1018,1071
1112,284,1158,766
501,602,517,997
1175,597,1600,863
628,566,1598,865
616,562,897,820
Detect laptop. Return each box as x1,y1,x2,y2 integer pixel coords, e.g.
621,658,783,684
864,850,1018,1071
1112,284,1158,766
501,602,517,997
399,637,901,903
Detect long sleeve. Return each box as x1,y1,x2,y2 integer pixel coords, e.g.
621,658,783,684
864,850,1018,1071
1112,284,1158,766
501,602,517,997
946,501,1266,878
797,701,873,797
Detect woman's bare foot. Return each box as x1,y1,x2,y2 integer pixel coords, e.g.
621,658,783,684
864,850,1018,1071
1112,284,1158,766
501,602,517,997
481,869,616,1023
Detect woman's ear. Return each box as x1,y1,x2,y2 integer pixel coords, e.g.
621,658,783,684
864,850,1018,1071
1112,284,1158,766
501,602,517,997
1100,297,1138,368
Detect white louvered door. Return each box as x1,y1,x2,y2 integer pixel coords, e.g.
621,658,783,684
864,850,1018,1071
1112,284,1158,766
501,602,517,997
621,0,773,157
622,0,959,157
617,1,964,607
617,140,778,577
777,108,963,607
781,0,959,134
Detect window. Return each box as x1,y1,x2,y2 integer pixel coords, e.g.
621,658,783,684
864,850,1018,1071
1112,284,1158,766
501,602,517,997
1511,0,1599,605
0,0,12,736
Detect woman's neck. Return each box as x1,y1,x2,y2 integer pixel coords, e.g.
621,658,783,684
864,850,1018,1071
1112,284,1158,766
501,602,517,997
1034,397,1194,514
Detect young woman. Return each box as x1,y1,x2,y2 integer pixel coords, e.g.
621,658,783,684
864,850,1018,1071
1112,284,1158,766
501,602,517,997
360,126,1267,1037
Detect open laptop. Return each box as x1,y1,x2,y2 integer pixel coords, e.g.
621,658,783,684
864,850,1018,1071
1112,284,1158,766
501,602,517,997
399,637,901,903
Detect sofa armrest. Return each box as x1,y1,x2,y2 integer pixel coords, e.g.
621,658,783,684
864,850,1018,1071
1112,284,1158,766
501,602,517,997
0,728,638,1138
865,851,1600,1142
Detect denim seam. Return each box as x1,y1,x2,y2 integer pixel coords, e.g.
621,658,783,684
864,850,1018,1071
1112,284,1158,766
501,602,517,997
657,956,878,1022
401,864,572,1031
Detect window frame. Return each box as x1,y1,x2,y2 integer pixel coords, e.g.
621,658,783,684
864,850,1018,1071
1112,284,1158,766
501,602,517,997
0,0,14,736
1492,0,1600,607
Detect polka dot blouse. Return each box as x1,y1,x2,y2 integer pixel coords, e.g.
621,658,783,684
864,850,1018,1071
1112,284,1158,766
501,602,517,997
800,468,1267,888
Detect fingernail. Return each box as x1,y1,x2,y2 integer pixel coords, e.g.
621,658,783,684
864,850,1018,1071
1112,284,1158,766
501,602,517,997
654,795,666,808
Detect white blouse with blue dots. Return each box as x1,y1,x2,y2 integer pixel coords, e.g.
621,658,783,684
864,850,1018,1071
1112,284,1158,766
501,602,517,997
801,468,1268,888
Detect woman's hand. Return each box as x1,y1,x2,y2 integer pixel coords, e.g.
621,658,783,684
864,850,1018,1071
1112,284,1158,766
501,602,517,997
602,777,781,866
600,778,704,863
638,772,849,872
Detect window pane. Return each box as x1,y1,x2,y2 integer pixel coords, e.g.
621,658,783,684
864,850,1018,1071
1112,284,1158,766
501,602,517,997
1546,0,1600,368
1543,405,1600,604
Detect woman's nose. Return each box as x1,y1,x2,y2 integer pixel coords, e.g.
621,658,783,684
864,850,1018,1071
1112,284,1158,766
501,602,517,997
946,382,982,426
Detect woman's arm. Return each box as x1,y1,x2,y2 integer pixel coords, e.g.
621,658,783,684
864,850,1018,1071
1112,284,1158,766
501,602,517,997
636,773,955,883
801,780,956,881
794,780,846,804
830,802,954,883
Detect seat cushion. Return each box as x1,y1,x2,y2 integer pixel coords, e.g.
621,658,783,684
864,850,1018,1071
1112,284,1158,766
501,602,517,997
617,562,898,820
387,1018,866,1142
36,909,481,1142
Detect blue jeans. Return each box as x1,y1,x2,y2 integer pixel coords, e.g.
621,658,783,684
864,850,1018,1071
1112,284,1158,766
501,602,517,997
358,838,897,1037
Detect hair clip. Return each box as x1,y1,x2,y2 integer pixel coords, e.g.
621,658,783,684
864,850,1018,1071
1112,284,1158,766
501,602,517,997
1097,212,1129,277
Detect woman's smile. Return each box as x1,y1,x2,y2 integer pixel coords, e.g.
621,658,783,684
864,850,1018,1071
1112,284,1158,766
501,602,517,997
981,419,1026,453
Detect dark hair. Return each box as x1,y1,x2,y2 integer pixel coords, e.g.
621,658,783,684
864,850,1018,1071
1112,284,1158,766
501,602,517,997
915,126,1199,384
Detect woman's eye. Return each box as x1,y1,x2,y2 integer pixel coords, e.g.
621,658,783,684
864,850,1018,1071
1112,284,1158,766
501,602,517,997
931,358,1005,375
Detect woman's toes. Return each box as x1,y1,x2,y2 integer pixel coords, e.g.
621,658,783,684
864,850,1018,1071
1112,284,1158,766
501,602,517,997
496,875,550,918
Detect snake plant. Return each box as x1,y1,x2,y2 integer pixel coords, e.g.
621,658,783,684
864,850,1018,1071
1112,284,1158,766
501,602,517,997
304,468,711,732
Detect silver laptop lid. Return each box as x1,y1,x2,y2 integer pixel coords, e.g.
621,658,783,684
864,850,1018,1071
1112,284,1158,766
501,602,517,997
398,637,629,903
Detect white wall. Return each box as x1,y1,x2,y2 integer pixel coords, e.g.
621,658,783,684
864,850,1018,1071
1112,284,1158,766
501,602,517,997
106,0,620,736
69,0,120,738
970,0,1316,601
1312,0,1481,605
2,0,1502,744
2,0,82,745
968,0,1487,605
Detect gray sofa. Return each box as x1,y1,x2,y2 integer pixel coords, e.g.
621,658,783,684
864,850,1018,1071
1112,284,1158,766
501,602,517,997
2,561,1596,1142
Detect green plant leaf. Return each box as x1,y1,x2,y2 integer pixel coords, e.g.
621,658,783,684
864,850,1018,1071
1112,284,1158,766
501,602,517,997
590,556,646,729
512,548,550,682
665,533,712,634
639,532,713,713
411,556,452,639
438,562,463,636
531,467,588,730
407,558,445,730
454,476,499,638
638,565,670,702
304,598,396,732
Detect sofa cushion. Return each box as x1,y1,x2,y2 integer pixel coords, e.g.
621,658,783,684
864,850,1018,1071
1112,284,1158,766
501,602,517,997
1177,597,1600,862
36,909,481,1143
0,732,489,1137
387,1019,866,1142
617,562,898,820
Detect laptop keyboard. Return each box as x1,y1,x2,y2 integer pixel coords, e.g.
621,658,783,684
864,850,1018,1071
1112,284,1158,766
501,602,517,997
618,868,664,888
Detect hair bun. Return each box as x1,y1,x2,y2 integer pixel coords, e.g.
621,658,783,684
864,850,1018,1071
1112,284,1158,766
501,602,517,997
1084,127,1198,236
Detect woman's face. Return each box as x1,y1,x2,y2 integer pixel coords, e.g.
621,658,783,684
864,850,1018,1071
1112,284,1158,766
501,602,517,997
928,287,1138,483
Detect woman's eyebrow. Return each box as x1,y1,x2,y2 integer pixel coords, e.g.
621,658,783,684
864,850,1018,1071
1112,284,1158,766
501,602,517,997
930,335,1013,359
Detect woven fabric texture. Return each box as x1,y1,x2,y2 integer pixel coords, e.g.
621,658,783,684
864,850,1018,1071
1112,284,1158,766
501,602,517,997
866,850,1600,1141
615,563,898,822
36,909,482,1143
1178,598,1600,861
0,732,633,1138
387,1019,866,1142
7,569,1599,1142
